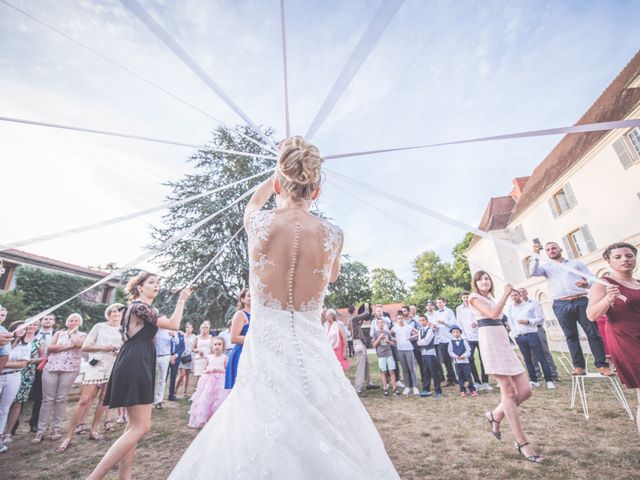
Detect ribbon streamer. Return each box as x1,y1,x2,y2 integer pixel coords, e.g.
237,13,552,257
120,0,276,149
0,0,277,156
1,170,271,252
280,0,291,138
327,168,611,288
305,0,404,140
189,226,245,285
327,179,507,283
0,116,278,160
324,119,640,160
20,185,258,328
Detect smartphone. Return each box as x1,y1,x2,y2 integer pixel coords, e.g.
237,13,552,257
533,237,541,245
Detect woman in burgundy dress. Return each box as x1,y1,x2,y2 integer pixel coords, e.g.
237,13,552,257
587,242,640,435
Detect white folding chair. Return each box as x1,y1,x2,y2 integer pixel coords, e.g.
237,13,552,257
566,348,634,420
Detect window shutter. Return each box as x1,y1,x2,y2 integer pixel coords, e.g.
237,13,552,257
580,224,597,253
563,183,577,208
548,198,558,219
613,137,635,169
562,235,575,259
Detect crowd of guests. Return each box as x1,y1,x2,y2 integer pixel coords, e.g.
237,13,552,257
0,240,637,463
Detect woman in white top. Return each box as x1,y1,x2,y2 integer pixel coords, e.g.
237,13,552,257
0,322,32,453
192,321,212,377
58,304,124,451
468,270,541,464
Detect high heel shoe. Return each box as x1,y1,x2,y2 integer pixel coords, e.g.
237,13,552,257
55,438,71,453
484,411,501,440
31,432,44,444
514,441,543,463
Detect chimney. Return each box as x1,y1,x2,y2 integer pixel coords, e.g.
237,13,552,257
510,176,530,201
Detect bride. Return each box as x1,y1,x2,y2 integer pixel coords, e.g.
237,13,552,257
170,137,399,479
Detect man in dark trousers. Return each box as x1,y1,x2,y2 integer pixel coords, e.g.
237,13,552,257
168,330,185,401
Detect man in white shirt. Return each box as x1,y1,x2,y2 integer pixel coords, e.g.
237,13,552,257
433,297,457,386
155,328,173,408
456,291,492,391
530,241,611,376
507,290,556,389
518,288,559,382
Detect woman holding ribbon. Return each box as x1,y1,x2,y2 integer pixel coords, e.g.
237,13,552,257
469,271,542,463
87,272,191,480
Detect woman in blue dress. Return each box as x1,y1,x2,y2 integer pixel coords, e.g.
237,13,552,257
224,289,251,389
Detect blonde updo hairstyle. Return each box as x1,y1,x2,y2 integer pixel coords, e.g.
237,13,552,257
276,136,323,202
125,271,157,302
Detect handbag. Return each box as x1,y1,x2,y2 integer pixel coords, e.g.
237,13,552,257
181,354,193,364
36,358,48,372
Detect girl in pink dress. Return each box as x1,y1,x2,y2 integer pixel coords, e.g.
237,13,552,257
325,309,350,371
188,337,229,429
469,271,542,464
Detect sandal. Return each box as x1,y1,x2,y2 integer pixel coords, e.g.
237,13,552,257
514,441,544,463
50,429,62,441
484,411,502,440
104,420,115,432
31,432,44,444
89,431,103,441
55,438,71,453
74,423,87,435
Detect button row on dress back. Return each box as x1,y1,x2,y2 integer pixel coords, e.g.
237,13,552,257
286,223,302,312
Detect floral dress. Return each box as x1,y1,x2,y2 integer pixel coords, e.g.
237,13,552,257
15,337,44,403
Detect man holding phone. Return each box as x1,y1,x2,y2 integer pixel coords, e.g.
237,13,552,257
529,240,611,376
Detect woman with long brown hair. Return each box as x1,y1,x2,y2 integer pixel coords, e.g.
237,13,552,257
224,288,251,389
587,242,640,434
469,270,542,463
87,272,191,480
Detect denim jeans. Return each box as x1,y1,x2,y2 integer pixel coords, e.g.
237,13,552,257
515,332,552,382
454,363,476,393
436,343,456,381
552,297,608,369
421,355,442,394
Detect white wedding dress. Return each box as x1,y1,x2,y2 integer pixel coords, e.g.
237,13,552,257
169,209,399,479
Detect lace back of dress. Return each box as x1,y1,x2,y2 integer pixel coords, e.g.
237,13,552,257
248,210,342,312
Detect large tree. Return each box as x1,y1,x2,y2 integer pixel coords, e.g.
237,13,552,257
325,256,371,308
408,233,474,308
150,126,276,328
370,267,406,305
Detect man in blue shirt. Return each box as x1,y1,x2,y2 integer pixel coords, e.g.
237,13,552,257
530,241,611,376
167,330,185,401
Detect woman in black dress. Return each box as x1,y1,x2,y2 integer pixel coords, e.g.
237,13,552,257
88,271,191,480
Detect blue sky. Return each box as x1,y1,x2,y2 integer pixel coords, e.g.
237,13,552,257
1,0,639,285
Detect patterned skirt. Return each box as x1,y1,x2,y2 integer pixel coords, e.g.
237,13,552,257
478,324,525,376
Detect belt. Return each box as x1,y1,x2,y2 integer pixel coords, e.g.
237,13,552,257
477,319,504,328
0,370,20,376
555,294,587,301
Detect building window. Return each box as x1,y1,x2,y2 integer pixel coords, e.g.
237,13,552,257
510,224,526,244
628,127,640,157
548,183,577,218
613,128,640,169
562,225,596,259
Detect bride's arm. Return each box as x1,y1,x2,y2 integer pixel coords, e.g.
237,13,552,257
244,175,275,227
329,234,344,283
